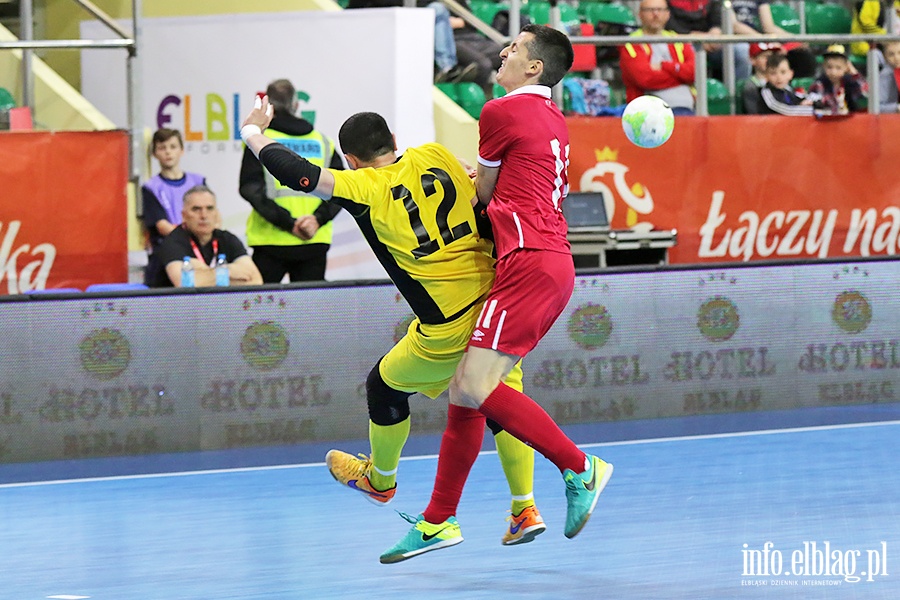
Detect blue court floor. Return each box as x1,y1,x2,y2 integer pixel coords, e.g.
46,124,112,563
1,414,898,599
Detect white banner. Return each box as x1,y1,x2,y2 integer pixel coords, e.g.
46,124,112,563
81,9,436,281
2,260,898,464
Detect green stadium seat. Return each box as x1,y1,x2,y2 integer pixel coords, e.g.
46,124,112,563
522,1,551,24
770,2,802,33
805,2,852,33
707,78,731,115
470,0,508,26
0,87,15,111
435,82,460,103
456,82,487,118
587,2,638,26
735,78,749,114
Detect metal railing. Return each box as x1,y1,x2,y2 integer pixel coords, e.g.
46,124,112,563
570,31,900,115
439,0,900,116
0,0,141,181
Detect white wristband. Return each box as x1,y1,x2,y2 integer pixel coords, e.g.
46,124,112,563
240,124,262,145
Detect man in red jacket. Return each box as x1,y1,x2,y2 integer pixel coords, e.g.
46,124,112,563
619,0,696,115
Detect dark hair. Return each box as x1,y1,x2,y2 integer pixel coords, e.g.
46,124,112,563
766,52,790,71
522,24,574,87
266,78,296,114
183,184,216,205
338,112,394,163
151,128,183,150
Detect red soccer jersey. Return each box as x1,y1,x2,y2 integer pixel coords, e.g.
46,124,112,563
477,85,571,259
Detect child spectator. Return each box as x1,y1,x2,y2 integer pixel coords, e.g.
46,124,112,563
807,45,868,115
142,128,206,286
742,42,782,114
757,52,814,115
879,40,900,113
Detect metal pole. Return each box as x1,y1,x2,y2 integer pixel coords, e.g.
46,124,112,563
868,46,880,114
722,0,735,115
509,0,521,40
20,0,34,111
695,43,708,116
550,0,563,109
128,0,143,183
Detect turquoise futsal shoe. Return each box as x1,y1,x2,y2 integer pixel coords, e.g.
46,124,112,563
563,454,613,539
380,512,463,564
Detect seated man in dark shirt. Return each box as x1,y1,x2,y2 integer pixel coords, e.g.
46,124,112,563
152,185,263,288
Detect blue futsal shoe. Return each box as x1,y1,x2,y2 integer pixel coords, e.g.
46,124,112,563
380,512,463,564
563,454,613,539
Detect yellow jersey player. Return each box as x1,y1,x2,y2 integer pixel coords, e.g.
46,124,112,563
241,103,546,547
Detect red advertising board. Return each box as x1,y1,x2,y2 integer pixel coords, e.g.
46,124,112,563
0,131,129,293
567,114,900,264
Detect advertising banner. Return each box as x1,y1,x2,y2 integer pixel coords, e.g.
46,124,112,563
81,10,435,281
568,114,900,264
0,259,897,464
0,131,129,293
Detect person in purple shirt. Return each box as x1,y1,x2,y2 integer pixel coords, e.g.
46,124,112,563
141,128,207,285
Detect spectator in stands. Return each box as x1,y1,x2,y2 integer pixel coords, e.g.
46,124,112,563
741,42,782,113
620,0,696,115
757,52,814,115
731,0,817,77
851,0,889,57
348,0,476,82
239,79,343,283
152,185,262,288
879,40,900,112
666,0,751,80
807,44,868,115
451,1,504,98
142,128,206,287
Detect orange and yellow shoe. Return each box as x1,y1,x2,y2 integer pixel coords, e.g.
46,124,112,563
501,505,547,546
325,449,396,505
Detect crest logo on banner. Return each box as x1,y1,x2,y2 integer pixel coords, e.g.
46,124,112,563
79,328,132,380
832,290,872,334
567,303,613,350
240,321,290,371
697,297,741,342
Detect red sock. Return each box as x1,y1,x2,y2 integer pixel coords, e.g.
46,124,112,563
422,404,486,524
479,382,585,474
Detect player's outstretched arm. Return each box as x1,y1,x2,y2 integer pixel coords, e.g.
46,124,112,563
240,95,336,199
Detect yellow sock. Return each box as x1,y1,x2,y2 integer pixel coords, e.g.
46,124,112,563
494,430,536,515
368,417,410,492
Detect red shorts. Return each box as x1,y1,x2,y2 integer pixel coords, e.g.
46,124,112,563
468,249,575,357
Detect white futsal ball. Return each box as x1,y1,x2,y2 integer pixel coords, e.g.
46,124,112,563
621,95,675,149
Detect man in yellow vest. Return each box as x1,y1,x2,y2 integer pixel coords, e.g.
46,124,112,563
239,78,344,282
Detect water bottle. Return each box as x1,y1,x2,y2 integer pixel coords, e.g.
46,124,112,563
215,254,230,287
180,256,195,288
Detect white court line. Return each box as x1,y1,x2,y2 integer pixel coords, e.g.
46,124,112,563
2,419,898,490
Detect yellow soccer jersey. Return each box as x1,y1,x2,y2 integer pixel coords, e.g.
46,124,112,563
330,143,496,324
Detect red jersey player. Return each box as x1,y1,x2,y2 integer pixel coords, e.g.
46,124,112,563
381,24,614,564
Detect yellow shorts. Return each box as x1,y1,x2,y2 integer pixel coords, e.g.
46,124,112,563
380,302,523,399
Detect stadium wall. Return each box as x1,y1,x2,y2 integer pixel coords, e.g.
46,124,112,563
0,258,897,465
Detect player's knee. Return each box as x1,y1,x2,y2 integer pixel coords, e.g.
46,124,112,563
449,370,489,409
366,361,412,426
